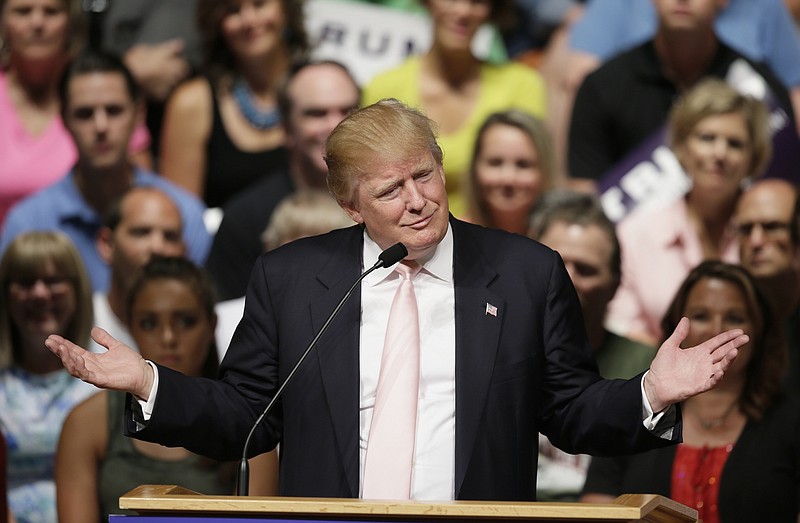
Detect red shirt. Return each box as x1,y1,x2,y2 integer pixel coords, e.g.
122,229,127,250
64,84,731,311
672,444,734,523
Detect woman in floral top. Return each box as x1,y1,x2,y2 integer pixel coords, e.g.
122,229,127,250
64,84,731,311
0,231,97,523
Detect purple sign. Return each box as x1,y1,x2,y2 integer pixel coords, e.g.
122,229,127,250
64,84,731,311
597,59,800,223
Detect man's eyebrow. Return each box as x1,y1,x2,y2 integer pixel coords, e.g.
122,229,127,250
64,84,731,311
374,179,401,195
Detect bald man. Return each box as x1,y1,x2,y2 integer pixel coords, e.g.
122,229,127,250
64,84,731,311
735,178,800,391
91,187,186,352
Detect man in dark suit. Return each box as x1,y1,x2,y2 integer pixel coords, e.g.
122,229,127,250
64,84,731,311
46,100,748,501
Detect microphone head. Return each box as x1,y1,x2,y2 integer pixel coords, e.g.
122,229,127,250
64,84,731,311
378,243,408,267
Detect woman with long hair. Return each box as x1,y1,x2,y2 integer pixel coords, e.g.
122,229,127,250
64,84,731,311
0,231,97,523
159,0,308,208
464,110,556,234
582,261,797,523
56,256,278,523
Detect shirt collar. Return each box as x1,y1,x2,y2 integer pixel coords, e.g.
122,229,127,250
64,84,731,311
58,170,94,221
363,223,454,286
60,166,147,223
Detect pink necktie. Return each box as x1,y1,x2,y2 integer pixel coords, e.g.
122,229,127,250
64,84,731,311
362,262,422,499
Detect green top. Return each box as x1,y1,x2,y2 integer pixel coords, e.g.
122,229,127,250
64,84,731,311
595,330,657,380
98,391,236,522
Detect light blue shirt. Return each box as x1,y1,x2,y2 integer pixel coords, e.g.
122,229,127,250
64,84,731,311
570,0,800,87
0,167,211,292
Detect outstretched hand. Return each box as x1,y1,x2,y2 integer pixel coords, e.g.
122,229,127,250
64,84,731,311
644,317,749,413
45,327,155,401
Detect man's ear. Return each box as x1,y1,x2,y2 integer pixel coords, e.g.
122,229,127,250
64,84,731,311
340,201,364,224
96,227,114,264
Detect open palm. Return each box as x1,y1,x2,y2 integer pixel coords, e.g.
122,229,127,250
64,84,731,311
45,327,154,400
644,317,749,412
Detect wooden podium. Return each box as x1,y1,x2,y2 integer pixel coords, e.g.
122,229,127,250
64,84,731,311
115,485,697,523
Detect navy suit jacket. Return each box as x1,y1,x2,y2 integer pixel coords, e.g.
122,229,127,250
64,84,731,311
127,217,678,500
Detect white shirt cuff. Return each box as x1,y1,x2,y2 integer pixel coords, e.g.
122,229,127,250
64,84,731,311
640,371,674,440
137,360,159,421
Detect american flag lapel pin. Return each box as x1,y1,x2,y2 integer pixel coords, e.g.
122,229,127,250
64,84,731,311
485,303,498,317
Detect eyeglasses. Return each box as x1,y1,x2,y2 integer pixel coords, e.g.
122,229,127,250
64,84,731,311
734,221,791,238
8,276,72,294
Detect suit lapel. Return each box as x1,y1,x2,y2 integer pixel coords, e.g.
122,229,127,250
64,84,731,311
309,227,364,497
451,220,505,496
305,221,505,497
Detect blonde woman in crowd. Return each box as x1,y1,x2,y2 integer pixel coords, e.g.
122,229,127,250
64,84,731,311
464,110,556,234
607,79,772,345
0,231,97,523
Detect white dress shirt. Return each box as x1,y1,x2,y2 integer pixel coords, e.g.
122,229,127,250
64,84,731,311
359,225,457,500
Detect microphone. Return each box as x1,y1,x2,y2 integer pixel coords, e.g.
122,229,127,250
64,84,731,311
236,242,408,496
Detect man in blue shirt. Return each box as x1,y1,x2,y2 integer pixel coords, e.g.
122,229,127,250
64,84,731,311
0,51,210,292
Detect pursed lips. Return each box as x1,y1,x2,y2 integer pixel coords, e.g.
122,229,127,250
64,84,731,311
405,213,434,229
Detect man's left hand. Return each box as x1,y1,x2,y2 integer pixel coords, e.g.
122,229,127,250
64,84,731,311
644,317,749,413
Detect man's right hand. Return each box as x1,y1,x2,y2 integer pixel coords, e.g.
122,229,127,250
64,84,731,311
45,327,154,401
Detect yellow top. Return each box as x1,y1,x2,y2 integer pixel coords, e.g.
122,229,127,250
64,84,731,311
362,56,547,217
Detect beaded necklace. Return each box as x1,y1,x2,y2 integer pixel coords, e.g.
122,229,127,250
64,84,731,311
232,77,280,130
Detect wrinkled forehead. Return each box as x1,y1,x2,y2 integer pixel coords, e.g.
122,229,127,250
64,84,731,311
357,147,440,185
375,145,439,171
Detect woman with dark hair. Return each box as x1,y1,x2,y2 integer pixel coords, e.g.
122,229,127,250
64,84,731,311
463,110,557,234
0,231,97,523
56,256,278,523
159,0,308,208
582,261,799,523
361,0,546,217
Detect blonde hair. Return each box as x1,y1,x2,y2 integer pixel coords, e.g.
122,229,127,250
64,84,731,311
0,231,93,369
669,78,772,179
466,110,557,226
261,190,355,251
325,99,443,206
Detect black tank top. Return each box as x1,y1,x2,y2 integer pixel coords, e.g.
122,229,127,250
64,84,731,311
204,79,288,208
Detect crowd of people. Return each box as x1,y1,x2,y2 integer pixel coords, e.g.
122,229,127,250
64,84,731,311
1,0,800,522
